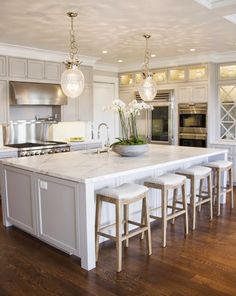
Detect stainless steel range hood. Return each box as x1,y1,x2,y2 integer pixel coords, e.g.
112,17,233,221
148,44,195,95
9,81,67,105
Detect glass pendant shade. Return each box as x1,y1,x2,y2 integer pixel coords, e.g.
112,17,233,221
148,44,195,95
61,67,85,98
138,75,157,101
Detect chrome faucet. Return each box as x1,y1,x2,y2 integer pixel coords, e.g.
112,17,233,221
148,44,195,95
97,122,110,150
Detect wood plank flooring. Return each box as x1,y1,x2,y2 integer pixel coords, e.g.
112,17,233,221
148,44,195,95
1,190,236,296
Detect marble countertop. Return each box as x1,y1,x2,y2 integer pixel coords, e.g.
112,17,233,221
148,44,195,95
0,145,227,184
68,139,102,146
0,146,18,154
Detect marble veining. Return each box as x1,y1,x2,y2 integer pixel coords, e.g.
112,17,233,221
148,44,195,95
0,145,227,183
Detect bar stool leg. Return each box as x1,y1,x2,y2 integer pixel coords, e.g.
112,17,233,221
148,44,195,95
95,195,102,261
217,169,221,216
229,168,234,209
198,179,203,212
143,195,152,255
140,198,145,240
171,188,178,225
162,187,168,248
191,177,196,230
208,174,213,221
182,182,189,235
116,202,122,272
124,204,129,247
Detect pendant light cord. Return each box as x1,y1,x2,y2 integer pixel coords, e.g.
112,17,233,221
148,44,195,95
142,34,151,77
69,14,79,62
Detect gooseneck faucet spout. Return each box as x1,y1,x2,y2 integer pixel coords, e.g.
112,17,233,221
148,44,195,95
97,122,110,149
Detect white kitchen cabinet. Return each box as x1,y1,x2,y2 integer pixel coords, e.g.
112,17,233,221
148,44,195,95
28,59,45,79
81,65,93,84
0,80,8,124
178,85,208,103
0,56,7,77
62,85,93,122
9,57,27,78
119,88,135,105
2,167,37,234
36,174,79,254
61,97,79,121
78,85,93,121
45,62,61,81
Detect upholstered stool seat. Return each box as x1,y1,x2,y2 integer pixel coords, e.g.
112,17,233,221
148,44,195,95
204,160,233,216
97,183,148,200
144,173,188,248
95,183,152,272
176,165,213,230
145,173,186,187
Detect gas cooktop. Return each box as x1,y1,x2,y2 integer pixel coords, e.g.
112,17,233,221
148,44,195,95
5,141,70,157
6,141,67,149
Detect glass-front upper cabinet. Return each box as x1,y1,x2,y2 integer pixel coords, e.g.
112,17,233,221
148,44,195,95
119,73,133,87
153,69,167,84
188,65,207,81
219,64,236,80
168,67,186,82
219,85,236,140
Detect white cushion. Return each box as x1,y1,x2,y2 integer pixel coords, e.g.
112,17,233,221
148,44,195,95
97,183,148,199
145,173,186,186
177,165,211,177
204,160,232,169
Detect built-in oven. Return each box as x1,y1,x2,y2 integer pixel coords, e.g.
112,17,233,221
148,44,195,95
178,103,207,147
136,90,174,145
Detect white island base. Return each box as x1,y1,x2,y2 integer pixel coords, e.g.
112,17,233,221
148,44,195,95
0,145,227,271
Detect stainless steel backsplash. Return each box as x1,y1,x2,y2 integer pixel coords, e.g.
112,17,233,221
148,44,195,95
3,121,53,144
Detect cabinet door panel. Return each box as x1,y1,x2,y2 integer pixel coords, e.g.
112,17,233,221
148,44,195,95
0,80,8,124
37,175,78,252
28,60,44,79
78,85,93,121
192,85,208,102
9,57,27,78
0,56,7,76
45,62,61,81
80,66,93,84
62,97,79,121
178,87,192,103
4,168,36,234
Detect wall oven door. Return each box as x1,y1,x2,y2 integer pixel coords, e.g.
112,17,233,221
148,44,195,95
179,133,207,147
147,102,174,145
179,103,207,134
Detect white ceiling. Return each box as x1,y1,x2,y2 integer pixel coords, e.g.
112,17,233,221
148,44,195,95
1,0,236,68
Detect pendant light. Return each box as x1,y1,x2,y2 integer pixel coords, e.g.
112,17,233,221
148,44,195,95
138,34,157,102
61,12,84,98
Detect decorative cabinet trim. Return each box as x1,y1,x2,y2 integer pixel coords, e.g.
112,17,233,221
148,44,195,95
0,56,7,76
45,61,61,81
28,59,45,79
9,57,27,78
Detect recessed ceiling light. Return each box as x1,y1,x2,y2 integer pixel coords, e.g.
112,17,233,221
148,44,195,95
151,54,156,58
118,59,123,63
102,50,108,54
190,48,196,52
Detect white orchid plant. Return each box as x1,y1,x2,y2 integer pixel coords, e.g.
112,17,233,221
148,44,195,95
103,99,153,145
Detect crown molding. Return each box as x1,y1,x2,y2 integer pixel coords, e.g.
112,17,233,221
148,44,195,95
118,51,236,72
0,43,99,66
93,62,119,73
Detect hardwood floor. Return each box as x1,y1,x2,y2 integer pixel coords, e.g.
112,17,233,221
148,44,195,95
1,190,236,296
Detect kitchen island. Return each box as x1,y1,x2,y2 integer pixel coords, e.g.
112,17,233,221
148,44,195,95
0,145,227,271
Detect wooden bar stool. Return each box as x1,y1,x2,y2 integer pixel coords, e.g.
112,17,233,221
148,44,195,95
144,173,188,248
176,166,213,230
95,183,152,272
204,160,233,216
